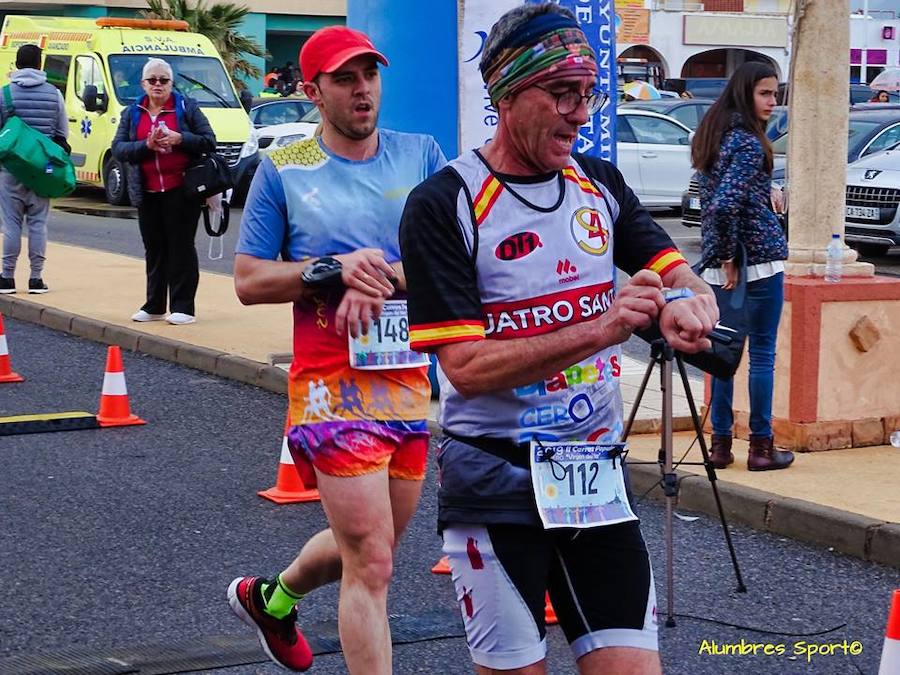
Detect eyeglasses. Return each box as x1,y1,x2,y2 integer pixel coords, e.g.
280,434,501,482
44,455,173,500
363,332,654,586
144,77,171,85
533,84,608,116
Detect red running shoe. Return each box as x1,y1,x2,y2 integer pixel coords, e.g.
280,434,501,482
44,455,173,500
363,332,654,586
227,576,313,671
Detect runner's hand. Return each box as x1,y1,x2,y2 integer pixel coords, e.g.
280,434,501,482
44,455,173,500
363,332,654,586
336,287,386,338
659,294,718,353
600,269,665,344
334,248,396,298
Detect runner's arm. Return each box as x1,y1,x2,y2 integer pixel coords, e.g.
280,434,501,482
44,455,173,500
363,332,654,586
434,270,666,397
234,253,310,304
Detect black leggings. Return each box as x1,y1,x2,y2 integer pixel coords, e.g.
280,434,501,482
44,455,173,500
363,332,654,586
137,187,202,315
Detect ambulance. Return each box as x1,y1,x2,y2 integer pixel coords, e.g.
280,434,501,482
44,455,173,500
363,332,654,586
0,15,259,205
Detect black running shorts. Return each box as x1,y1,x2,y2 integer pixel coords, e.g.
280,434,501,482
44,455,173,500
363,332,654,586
442,521,658,670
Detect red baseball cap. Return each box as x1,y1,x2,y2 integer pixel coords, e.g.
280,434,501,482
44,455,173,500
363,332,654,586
300,26,388,82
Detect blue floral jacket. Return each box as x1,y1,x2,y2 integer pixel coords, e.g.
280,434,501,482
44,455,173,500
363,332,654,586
698,115,788,267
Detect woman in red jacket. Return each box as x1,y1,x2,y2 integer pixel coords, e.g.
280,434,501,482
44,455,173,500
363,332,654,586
112,57,216,325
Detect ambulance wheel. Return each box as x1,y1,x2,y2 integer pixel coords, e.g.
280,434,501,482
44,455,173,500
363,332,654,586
104,158,130,206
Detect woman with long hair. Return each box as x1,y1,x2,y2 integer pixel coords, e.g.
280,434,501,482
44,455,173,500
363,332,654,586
691,62,794,471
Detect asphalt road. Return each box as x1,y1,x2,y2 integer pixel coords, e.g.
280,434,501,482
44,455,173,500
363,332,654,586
1,318,898,675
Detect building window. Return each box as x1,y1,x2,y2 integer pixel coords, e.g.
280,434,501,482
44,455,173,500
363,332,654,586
704,0,745,11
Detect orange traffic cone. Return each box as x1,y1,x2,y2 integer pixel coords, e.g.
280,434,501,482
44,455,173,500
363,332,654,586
258,413,319,504
96,346,145,427
0,314,24,383
879,589,900,675
431,556,451,574
544,593,558,626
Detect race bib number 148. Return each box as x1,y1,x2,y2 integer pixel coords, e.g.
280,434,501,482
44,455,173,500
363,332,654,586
348,300,430,371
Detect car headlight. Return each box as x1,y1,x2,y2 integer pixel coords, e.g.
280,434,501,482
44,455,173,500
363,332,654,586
274,133,308,148
239,123,259,160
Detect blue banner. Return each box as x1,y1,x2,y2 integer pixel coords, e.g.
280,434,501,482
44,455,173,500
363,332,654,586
528,0,617,162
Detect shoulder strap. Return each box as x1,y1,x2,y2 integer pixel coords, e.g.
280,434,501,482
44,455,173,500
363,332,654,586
2,85,14,117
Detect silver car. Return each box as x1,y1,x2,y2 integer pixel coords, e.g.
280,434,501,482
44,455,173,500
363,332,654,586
844,147,900,256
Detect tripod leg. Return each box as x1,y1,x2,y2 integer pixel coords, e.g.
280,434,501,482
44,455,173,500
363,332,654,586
676,357,748,593
661,351,677,627
622,351,658,442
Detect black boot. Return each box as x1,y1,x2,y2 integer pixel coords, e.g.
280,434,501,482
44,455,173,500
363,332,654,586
709,434,734,469
748,436,794,471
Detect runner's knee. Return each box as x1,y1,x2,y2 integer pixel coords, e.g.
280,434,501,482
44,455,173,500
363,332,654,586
340,536,394,589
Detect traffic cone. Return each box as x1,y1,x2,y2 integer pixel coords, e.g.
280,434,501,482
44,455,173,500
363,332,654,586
96,346,145,427
545,593,558,626
879,589,900,675
0,314,24,383
258,413,319,504
431,556,451,574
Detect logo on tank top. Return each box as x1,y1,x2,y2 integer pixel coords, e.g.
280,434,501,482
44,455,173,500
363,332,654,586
494,231,543,261
570,207,610,256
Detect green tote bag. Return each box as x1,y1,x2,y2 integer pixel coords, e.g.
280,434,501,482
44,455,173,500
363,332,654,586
0,85,75,198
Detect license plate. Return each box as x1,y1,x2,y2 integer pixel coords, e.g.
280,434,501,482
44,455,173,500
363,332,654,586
846,205,880,220
689,197,700,211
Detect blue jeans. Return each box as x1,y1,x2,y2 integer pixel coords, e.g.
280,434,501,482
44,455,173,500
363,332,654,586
710,272,784,439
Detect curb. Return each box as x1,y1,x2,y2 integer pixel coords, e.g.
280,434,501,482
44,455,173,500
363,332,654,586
53,203,138,220
0,295,287,395
3,294,898,570
627,464,900,569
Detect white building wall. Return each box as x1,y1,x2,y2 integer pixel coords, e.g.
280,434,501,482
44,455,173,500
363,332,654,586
850,13,900,79
617,9,789,81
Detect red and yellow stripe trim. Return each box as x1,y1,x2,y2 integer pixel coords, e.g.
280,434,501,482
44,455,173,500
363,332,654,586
410,320,485,350
473,176,503,226
646,248,688,277
563,165,602,197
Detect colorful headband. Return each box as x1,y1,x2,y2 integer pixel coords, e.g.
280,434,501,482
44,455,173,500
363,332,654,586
483,26,598,107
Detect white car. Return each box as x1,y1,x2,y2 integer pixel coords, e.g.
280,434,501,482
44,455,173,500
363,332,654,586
256,107,321,155
844,147,900,256
616,109,694,207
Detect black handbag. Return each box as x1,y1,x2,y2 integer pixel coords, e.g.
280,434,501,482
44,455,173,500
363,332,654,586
686,241,749,380
201,199,230,237
183,152,233,200
634,241,749,380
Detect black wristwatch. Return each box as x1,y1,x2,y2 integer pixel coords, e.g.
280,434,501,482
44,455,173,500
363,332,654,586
301,256,343,289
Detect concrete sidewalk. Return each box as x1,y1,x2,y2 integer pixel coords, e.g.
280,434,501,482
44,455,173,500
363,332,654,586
1,240,897,568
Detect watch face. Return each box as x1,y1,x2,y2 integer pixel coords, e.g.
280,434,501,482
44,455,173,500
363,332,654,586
303,257,343,286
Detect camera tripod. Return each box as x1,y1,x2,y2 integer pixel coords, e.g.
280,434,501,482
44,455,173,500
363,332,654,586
621,338,747,628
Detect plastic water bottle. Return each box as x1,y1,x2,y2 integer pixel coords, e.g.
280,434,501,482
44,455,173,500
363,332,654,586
891,431,900,448
156,120,172,154
825,233,842,283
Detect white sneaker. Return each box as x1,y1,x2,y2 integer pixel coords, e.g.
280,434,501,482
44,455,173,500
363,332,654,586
131,310,166,322
166,312,196,325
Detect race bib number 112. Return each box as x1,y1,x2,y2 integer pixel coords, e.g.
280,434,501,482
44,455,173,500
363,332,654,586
529,441,637,530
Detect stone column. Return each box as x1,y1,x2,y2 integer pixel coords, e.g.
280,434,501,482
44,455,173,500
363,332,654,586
784,0,874,277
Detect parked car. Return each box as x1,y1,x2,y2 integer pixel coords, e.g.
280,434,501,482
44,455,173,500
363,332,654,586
256,107,321,154
844,148,900,256
664,78,729,99
682,108,900,227
766,105,789,140
777,83,900,106
249,96,316,129
616,109,695,207
621,97,716,130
